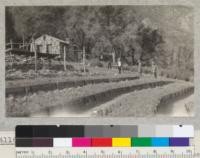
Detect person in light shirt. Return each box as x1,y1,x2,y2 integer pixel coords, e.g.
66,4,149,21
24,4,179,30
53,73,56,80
152,60,158,79
117,57,122,74
138,59,142,78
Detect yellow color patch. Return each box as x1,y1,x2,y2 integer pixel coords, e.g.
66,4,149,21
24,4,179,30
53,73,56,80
112,138,131,147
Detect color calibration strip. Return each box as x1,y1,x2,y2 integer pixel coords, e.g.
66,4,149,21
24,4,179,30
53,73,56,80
16,137,190,147
15,125,193,147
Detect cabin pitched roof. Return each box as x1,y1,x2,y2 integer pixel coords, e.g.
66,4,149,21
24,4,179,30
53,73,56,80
36,34,69,44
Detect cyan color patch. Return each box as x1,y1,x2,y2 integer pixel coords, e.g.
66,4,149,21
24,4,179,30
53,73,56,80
151,138,169,147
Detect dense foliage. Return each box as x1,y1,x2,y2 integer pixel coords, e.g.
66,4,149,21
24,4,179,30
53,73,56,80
6,6,193,70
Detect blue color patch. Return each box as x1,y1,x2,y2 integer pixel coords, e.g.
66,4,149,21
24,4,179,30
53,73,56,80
151,138,169,147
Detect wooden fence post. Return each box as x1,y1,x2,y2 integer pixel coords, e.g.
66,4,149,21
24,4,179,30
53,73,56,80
33,39,37,72
112,48,115,64
83,46,86,73
22,35,25,48
9,39,14,69
10,39,13,50
9,51,13,70
64,46,66,71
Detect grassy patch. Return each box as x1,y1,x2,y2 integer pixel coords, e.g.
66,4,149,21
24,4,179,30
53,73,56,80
92,82,194,117
6,78,170,117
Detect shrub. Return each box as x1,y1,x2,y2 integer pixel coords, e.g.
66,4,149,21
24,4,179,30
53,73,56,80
89,59,104,67
160,68,193,81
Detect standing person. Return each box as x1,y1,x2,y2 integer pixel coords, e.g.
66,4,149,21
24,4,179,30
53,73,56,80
138,59,142,77
152,60,158,78
108,59,112,69
30,37,35,52
117,57,122,74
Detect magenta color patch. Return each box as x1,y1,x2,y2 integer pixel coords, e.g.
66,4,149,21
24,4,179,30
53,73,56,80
72,138,91,147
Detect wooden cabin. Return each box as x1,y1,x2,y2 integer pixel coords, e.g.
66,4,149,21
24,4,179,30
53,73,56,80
31,34,69,57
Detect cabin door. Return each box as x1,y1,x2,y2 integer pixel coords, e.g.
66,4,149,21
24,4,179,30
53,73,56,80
47,44,52,54
36,45,43,53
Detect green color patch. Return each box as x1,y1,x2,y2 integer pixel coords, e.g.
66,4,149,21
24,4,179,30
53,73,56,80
131,138,152,147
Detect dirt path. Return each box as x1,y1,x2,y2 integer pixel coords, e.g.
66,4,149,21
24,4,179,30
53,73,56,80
156,94,194,117
31,106,92,117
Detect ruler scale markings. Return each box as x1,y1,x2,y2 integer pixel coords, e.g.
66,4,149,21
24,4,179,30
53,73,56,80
15,126,195,158
16,153,196,157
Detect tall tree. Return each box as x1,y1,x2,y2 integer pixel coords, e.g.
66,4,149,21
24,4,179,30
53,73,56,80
64,6,99,53
5,7,17,42
96,6,137,58
136,22,164,62
9,6,66,41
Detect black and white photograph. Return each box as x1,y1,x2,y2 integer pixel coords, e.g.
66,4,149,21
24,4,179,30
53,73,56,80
5,5,194,117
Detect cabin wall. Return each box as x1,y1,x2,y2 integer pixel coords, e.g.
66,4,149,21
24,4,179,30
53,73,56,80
34,35,60,55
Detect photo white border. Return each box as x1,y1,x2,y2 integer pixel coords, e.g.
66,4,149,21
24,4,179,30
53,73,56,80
0,0,199,130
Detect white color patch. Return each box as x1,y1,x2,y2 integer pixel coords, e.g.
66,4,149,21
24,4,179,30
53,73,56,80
173,125,194,137
53,138,72,147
